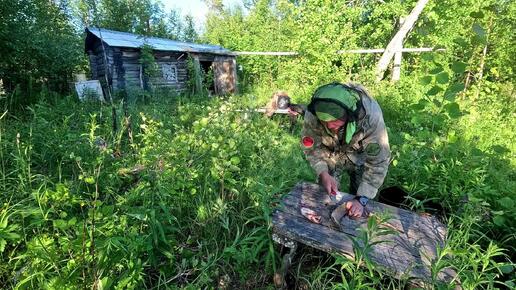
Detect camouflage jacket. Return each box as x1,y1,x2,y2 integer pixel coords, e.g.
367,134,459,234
301,88,390,199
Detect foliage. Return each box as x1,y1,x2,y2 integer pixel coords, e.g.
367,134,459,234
204,0,514,96
72,0,201,41
185,56,215,98
0,0,85,107
73,0,168,37
0,84,514,288
0,94,310,288
139,44,160,90
0,0,514,288
182,15,200,43
0,0,203,109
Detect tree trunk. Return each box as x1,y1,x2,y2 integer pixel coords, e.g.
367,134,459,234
391,17,405,82
376,0,430,81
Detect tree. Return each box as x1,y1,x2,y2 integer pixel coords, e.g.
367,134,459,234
71,0,99,27
182,14,199,43
203,0,224,12
167,9,183,40
97,0,134,31
0,0,84,101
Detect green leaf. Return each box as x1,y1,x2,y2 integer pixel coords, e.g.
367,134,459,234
420,75,433,85
0,216,7,229
500,264,513,274
421,54,434,61
472,23,486,37
429,67,443,74
410,115,423,125
100,277,114,290
53,219,68,230
68,217,77,226
411,99,429,111
433,115,446,127
491,145,509,154
453,37,468,47
493,215,505,226
447,131,458,143
472,23,488,45
444,83,465,101
469,11,484,18
472,35,487,45
427,86,443,96
0,240,6,253
451,62,467,73
444,102,461,118
471,148,484,156
230,156,240,165
84,176,95,184
498,197,514,209
449,83,465,93
436,72,449,84
444,93,456,102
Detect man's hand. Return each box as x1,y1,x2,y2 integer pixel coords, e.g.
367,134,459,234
345,199,364,218
319,171,338,196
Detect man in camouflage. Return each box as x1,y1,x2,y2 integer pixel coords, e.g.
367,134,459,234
301,82,390,218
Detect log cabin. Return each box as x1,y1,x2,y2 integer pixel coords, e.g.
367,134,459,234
85,27,237,96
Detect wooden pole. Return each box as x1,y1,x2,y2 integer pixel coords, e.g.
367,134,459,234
96,28,118,134
337,49,386,54
233,47,444,56
234,51,299,56
139,64,144,89
191,55,203,95
376,0,430,81
392,17,405,82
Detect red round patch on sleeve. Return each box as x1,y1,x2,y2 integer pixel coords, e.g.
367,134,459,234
302,136,314,148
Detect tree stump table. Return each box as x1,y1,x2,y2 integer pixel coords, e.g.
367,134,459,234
272,182,459,288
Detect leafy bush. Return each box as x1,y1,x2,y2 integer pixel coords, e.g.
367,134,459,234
0,83,513,288
0,0,514,288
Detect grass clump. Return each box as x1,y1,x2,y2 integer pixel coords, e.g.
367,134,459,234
0,78,514,288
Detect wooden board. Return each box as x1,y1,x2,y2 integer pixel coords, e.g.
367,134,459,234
272,182,458,285
213,56,237,95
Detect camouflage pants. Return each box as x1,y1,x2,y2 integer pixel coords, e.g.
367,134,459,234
319,153,364,195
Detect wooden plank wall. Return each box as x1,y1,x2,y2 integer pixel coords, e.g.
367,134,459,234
151,51,189,92
113,48,125,90
86,39,235,95
213,56,237,95
88,39,117,90
120,48,142,89
87,53,98,79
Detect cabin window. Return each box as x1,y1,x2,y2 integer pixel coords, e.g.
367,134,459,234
161,63,178,82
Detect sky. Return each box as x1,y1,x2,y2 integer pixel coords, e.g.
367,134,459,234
162,0,243,30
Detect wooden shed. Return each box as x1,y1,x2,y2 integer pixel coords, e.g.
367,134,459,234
84,27,237,95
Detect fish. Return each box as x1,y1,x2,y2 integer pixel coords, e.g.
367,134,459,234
300,207,321,224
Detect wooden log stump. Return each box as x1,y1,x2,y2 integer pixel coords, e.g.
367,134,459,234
271,182,460,287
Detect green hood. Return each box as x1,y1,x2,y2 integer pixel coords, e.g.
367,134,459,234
312,83,360,111
314,101,346,121
309,83,361,143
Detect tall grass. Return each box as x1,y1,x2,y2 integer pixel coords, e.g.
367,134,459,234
0,78,514,289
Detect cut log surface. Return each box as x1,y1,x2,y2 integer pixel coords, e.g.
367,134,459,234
272,182,458,285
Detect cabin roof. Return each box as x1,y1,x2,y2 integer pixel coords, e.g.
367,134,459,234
86,27,234,56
